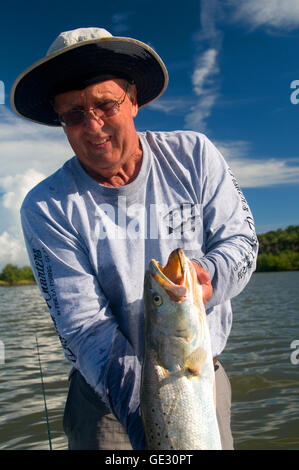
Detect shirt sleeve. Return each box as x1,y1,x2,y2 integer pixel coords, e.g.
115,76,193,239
20,203,145,450
192,135,259,310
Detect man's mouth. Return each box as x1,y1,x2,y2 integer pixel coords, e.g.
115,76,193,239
89,136,111,148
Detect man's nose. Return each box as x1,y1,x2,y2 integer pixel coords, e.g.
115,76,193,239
83,109,104,130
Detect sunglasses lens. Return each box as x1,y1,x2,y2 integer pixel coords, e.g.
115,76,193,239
96,101,118,117
59,101,120,126
62,110,85,126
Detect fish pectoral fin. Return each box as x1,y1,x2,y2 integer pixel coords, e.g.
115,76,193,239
185,347,207,375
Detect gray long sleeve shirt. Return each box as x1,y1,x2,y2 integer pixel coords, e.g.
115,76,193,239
21,130,258,448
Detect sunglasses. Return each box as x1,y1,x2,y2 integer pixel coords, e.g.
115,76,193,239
58,85,128,127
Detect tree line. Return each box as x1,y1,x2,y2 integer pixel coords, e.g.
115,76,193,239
0,264,35,285
256,225,299,272
0,225,298,283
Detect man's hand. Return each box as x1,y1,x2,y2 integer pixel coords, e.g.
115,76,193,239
191,261,213,305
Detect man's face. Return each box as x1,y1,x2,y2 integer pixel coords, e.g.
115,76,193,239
54,79,140,181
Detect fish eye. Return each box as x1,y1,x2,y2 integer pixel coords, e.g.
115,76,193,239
152,294,163,306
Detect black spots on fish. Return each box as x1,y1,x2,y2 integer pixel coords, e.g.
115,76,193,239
161,411,172,426
147,424,162,447
146,408,174,448
155,422,162,432
164,433,174,448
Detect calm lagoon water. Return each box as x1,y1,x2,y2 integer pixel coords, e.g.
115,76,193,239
0,271,298,450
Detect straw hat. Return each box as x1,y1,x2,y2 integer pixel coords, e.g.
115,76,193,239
10,27,169,126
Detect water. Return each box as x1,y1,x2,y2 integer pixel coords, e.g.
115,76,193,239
0,272,298,450
222,271,299,450
0,285,69,450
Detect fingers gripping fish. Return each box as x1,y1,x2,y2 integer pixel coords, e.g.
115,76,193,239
141,248,222,450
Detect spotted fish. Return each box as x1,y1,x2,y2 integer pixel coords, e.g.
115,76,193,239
141,248,222,450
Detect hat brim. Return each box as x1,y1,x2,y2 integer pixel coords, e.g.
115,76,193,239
10,37,169,126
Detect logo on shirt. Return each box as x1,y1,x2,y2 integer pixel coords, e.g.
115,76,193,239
160,203,201,237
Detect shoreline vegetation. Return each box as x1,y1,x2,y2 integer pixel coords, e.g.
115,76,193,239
0,264,36,287
0,280,36,286
0,226,298,286
256,225,299,272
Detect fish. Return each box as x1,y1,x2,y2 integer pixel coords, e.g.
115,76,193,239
141,248,222,450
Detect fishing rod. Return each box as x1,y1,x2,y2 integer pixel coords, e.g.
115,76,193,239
35,334,53,450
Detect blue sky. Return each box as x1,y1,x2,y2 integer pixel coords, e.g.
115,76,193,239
0,0,299,268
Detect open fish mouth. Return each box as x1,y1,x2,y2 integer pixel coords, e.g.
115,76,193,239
149,248,189,301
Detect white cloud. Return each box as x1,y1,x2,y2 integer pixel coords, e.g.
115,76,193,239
0,107,72,177
192,49,219,96
196,0,223,44
0,169,45,267
216,140,299,187
148,97,192,114
0,231,28,267
184,0,299,180
0,168,46,269
227,0,299,30
0,168,45,214
184,93,218,131
185,0,299,131
0,107,72,269
184,48,220,131
232,157,299,187
183,0,223,132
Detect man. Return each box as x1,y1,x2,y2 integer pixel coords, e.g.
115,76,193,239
11,27,258,450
